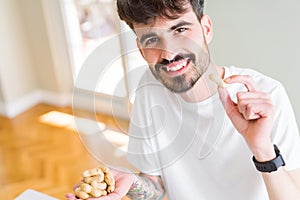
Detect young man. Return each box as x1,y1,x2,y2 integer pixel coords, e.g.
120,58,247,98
66,0,300,199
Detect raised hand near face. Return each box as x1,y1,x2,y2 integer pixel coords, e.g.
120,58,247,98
217,75,276,161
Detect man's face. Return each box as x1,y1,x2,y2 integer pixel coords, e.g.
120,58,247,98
134,6,211,93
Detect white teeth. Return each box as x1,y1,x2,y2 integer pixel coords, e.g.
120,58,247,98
166,61,187,72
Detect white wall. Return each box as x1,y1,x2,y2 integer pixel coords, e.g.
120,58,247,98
206,0,300,128
0,0,73,117
0,0,38,102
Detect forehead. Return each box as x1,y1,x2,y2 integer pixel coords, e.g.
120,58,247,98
133,7,199,38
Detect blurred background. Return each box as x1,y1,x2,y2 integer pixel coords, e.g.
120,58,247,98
0,0,299,199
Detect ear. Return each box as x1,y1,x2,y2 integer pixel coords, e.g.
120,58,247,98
200,15,213,44
136,39,146,59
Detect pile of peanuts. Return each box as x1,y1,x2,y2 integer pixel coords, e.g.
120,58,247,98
74,165,115,199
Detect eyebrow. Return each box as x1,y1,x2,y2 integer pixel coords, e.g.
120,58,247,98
139,21,193,44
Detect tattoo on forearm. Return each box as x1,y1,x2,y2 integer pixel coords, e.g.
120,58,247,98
127,174,165,200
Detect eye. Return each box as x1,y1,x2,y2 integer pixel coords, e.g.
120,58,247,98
175,27,188,34
145,37,159,46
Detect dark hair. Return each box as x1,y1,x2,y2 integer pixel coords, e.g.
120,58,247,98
117,0,205,29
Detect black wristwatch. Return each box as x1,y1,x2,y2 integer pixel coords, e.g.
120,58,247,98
252,144,285,173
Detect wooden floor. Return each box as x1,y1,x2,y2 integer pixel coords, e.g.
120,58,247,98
0,104,130,199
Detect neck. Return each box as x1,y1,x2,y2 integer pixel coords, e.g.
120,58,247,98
180,62,224,103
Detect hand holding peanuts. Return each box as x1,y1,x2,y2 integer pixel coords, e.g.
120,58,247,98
73,166,116,199
66,166,135,200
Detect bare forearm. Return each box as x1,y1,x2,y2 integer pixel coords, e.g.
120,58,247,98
262,167,300,200
127,174,165,200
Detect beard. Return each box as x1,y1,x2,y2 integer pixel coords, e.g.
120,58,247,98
150,49,210,93
154,65,201,93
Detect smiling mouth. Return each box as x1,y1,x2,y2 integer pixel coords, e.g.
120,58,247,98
162,60,189,74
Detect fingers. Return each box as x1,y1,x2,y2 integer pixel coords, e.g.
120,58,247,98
218,78,274,121
65,191,121,200
224,75,259,92
237,91,274,120
217,87,240,119
237,99,272,120
94,193,122,200
73,181,81,191
65,192,115,200
65,193,79,200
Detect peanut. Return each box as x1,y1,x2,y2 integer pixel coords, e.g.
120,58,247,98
84,174,104,184
80,183,93,193
104,173,115,186
90,188,104,198
74,165,115,199
82,168,103,177
75,187,90,199
91,180,107,190
209,73,227,88
99,165,109,173
107,185,115,193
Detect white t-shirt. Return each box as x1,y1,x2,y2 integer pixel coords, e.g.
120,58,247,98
127,66,300,200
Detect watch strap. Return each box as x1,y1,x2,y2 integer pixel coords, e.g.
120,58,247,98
252,145,285,173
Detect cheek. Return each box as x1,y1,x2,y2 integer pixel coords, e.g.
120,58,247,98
181,32,206,51
142,48,161,64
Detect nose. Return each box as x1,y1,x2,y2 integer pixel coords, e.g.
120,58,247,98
161,49,177,62
160,39,178,62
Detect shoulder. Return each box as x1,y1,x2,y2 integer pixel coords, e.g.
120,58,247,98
224,66,284,93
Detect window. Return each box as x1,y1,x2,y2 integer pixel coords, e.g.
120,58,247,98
62,0,128,97
60,0,147,119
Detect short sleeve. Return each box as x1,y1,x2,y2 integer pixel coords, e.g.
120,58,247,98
270,84,300,170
